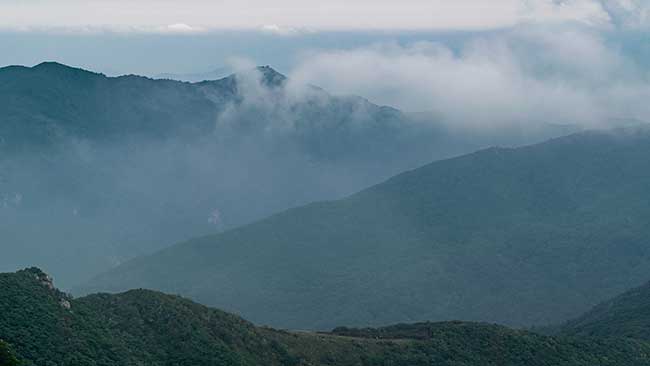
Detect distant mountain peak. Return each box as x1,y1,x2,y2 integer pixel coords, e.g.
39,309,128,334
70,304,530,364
256,65,283,75
21,267,56,290
31,61,102,78
254,65,287,87
33,61,69,69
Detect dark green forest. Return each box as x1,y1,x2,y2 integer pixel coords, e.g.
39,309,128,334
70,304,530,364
5,268,650,366
561,280,650,340
0,340,20,366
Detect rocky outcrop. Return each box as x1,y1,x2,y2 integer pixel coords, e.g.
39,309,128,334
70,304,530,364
24,267,72,310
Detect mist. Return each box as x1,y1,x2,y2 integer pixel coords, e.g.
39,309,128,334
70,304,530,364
289,25,650,128
0,60,586,288
3,11,650,289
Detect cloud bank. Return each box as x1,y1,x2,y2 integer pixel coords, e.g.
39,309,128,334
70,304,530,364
289,24,650,128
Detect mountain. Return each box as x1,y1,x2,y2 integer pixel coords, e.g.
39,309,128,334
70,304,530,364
82,125,650,330
560,279,650,340
0,61,418,156
4,268,650,366
0,267,298,365
155,66,233,82
0,62,216,149
0,62,577,288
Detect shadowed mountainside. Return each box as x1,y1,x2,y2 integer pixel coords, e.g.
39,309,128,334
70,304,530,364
561,279,650,340
83,125,650,329
0,62,577,287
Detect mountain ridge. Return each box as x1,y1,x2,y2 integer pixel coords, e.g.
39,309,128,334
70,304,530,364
81,124,650,330
0,60,420,156
0,60,457,287
6,267,650,366
560,278,650,340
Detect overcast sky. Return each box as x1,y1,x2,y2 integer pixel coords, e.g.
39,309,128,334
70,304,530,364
0,0,642,33
1,0,647,76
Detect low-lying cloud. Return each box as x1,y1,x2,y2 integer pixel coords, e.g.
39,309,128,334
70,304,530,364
289,24,650,128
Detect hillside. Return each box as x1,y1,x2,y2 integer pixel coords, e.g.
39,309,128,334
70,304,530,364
0,62,421,157
5,61,569,288
4,268,650,366
0,268,299,366
561,280,650,340
0,62,219,150
0,62,435,287
82,125,650,329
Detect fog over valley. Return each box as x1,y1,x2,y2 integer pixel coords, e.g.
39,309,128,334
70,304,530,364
0,62,581,287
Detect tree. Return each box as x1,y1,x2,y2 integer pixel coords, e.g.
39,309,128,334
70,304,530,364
0,340,20,366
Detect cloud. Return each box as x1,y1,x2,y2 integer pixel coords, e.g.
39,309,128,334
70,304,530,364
164,23,202,34
596,0,650,28
289,25,650,128
260,24,303,36
520,0,611,26
521,0,650,29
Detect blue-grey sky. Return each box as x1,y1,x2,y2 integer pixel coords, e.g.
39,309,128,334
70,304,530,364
0,0,647,76
0,30,481,76
0,0,612,32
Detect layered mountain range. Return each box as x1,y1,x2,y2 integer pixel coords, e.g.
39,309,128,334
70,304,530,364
83,125,650,330
0,62,574,287
5,61,650,365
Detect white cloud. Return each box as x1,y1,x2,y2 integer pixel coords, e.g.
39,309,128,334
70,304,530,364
164,23,200,33
289,26,650,128
260,24,303,36
596,0,650,28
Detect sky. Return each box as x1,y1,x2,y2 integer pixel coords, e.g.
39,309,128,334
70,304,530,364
0,0,619,32
0,0,649,120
